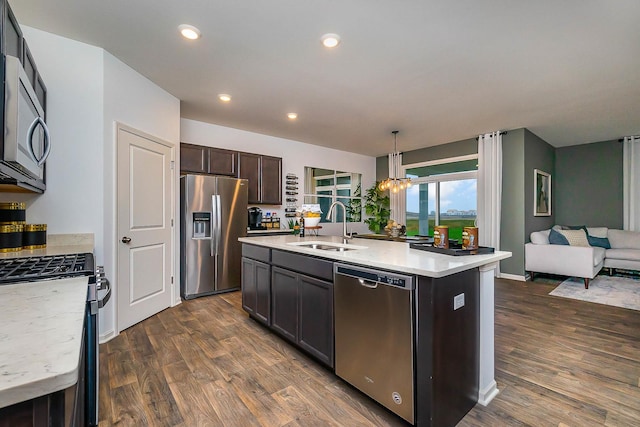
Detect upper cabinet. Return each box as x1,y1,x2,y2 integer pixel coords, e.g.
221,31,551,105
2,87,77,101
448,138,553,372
180,143,237,176
260,155,282,205
180,143,282,205
238,152,261,203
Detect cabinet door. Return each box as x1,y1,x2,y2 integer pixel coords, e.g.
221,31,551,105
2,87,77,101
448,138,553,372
180,143,209,174
241,258,257,316
209,147,237,176
260,155,282,204
298,275,334,367
22,41,37,89
3,5,22,60
254,260,271,325
271,267,298,342
238,152,261,203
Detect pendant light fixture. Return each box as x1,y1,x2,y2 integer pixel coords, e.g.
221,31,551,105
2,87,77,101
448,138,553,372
379,130,412,193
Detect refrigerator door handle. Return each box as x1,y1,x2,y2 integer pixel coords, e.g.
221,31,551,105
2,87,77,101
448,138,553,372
211,195,217,256
212,194,222,255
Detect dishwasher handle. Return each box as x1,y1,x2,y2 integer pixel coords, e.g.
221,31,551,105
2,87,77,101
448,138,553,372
358,278,378,289
335,263,414,290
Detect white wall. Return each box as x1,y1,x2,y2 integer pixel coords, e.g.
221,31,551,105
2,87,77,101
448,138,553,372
103,50,181,339
2,28,105,253
181,119,377,235
13,27,180,342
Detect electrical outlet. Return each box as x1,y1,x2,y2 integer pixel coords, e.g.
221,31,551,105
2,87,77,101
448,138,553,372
453,293,465,310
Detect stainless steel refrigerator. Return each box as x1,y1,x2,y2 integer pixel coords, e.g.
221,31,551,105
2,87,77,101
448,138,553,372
180,174,248,299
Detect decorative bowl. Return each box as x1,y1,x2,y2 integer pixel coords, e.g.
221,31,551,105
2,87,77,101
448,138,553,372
304,216,321,227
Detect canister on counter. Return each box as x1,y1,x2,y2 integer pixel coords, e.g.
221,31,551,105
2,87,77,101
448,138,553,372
23,224,47,249
0,202,26,225
462,227,479,250
433,225,449,249
0,224,23,252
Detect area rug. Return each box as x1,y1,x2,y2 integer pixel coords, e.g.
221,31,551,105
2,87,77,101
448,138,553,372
549,275,640,311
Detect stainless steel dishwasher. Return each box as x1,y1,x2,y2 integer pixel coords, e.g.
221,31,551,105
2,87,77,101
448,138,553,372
334,263,415,424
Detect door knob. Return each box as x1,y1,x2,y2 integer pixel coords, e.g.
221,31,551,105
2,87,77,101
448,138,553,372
121,236,132,244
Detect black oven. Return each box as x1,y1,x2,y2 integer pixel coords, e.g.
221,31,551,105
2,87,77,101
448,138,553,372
0,253,110,426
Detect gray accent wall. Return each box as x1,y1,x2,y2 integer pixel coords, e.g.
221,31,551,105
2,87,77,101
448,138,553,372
524,129,556,240
555,140,623,228
500,129,526,277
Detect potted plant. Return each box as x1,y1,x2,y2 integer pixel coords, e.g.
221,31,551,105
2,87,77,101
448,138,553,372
364,182,390,234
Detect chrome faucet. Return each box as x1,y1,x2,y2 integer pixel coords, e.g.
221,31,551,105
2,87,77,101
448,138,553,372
326,201,351,244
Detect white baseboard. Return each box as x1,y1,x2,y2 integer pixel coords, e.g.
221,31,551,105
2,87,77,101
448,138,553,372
100,329,117,344
478,380,500,406
499,273,526,281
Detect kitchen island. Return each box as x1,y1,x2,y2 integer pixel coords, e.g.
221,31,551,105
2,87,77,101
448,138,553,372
239,234,511,426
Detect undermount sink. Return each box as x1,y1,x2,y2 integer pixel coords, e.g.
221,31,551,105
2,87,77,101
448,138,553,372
287,241,367,252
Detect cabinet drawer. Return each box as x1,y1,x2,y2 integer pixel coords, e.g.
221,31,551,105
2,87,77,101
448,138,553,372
242,244,271,263
272,250,333,282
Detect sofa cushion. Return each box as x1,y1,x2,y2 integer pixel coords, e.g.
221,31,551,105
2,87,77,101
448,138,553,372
605,248,640,262
587,235,611,249
608,229,640,249
586,227,608,238
551,229,590,247
549,228,569,245
530,229,550,244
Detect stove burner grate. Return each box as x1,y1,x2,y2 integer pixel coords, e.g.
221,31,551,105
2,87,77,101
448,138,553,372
0,253,94,284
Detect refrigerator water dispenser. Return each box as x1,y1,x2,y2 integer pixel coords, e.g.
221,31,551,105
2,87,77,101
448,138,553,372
192,212,211,238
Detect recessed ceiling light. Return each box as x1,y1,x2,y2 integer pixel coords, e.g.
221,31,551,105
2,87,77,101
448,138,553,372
218,94,232,102
320,33,341,48
178,24,201,40
287,113,298,120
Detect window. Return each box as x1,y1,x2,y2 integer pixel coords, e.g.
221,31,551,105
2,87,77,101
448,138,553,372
304,167,362,223
404,156,477,241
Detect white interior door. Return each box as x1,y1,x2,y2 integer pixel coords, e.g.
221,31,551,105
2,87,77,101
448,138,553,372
117,124,174,331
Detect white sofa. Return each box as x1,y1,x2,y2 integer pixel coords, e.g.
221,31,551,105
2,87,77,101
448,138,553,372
525,226,640,289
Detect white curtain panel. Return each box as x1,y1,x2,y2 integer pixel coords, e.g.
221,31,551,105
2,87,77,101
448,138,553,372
623,136,640,231
388,152,406,223
477,132,503,276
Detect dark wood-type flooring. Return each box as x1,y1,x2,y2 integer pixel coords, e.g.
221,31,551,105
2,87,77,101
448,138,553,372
99,277,640,426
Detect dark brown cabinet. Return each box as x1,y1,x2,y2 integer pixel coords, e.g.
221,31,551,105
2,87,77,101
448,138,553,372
271,266,334,367
271,250,334,367
271,266,298,342
260,155,282,204
241,244,334,367
238,152,261,203
181,143,281,204
180,144,237,176
180,143,209,174
242,244,271,326
209,147,236,176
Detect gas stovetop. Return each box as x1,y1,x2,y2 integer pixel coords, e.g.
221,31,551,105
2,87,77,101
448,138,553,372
0,253,95,284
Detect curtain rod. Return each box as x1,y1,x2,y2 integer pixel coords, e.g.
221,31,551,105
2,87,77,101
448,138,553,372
475,131,508,141
618,136,640,142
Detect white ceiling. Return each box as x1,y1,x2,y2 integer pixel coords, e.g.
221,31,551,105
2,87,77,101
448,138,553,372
11,0,640,157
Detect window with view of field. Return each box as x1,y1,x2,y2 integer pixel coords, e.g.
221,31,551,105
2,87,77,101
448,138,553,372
303,167,362,223
405,156,477,241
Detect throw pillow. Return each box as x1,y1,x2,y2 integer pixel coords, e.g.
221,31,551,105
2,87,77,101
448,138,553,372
549,228,569,245
566,225,588,232
559,229,590,247
587,235,611,249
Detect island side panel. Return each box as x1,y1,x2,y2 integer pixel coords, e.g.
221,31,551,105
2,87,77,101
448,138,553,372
478,262,499,405
415,268,479,427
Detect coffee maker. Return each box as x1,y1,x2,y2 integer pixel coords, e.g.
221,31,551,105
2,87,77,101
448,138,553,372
248,207,265,230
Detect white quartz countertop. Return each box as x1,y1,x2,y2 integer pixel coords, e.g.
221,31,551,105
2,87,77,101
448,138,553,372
239,234,511,277
0,233,94,260
0,276,88,408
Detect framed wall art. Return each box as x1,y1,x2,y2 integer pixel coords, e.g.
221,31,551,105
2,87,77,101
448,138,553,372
534,169,551,216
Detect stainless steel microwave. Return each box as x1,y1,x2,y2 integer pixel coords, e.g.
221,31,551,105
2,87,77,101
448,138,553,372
0,54,50,191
